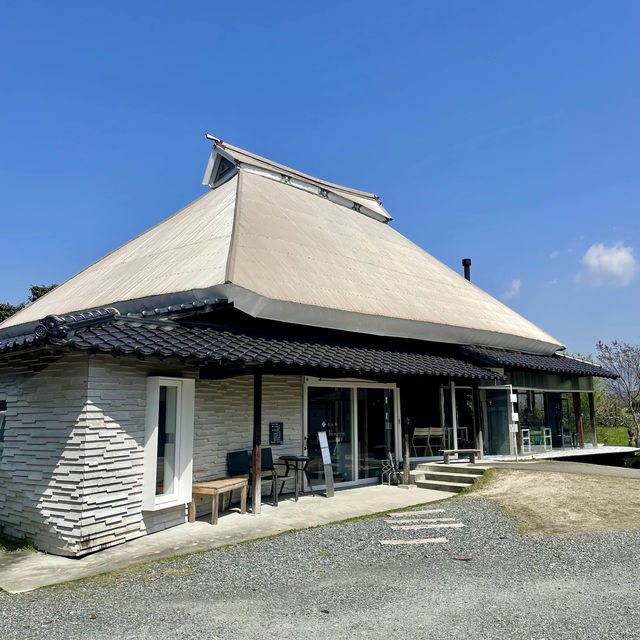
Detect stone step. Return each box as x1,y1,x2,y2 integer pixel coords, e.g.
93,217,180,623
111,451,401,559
422,471,476,484
415,479,470,493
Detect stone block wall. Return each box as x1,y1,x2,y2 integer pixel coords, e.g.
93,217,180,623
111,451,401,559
0,352,91,555
192,375,304,515
82,355,197,554
193,374,303,480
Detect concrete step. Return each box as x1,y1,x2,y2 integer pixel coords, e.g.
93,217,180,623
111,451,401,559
414,463,490,475
415,479,470,493
422,471,476,484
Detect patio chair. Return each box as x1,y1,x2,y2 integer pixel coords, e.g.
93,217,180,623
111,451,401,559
226,449,251,510
412,427,430,456
427,427,445,455
227,448,280,506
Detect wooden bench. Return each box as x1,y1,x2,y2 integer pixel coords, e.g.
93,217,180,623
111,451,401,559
188,477,248,525
440,449,481,465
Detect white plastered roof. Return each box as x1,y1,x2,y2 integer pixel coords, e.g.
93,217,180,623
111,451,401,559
0,142,564,354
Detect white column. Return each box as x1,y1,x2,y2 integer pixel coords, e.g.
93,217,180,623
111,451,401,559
450,381,458,453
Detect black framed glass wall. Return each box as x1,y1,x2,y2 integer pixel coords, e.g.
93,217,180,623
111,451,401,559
516,389,596,453
307,387,354,483
305,379,399,486
479,387,512,456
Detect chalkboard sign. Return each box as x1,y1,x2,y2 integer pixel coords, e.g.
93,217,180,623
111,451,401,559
269,421,284,445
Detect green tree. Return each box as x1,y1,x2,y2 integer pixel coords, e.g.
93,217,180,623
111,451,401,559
0,302,24,323
596,341,640,447
28,284,58,302
0,284,58,323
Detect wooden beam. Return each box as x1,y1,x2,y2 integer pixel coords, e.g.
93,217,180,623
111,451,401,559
573,393,585,449
589,392,597,446
252,373,262,515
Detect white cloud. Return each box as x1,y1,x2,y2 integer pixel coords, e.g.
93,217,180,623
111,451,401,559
545,279,558,287
549,250,560,260
501,278,521,300
576,242,636,287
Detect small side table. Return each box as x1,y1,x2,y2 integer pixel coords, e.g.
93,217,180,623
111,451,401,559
189,477,248,525
278,455,315,501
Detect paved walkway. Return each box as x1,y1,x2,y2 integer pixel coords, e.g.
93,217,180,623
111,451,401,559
490,460,640,479
378,507,464,546
0,484,449,594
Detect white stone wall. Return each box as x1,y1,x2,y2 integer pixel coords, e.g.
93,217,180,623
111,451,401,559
193,375,303,480
192,375,304,515
0,352,304,556
83,356,197,553
0,352,91,556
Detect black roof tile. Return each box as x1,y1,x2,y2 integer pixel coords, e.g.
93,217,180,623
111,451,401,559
462,345,616,379
1,315,499,380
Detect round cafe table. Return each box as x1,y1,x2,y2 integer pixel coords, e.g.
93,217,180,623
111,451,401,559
277,455,316,501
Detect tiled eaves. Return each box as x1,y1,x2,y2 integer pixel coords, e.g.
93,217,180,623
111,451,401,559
462,345,617,379
64,320,499,380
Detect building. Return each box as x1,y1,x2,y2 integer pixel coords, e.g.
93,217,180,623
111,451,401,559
0,137,614,556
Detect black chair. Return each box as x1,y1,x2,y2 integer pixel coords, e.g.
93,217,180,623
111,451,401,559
226,448,279,506
227,449,250,477
259,447,280,507
225,449,251,510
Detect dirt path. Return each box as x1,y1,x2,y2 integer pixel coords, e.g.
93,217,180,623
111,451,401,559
471,468,640,535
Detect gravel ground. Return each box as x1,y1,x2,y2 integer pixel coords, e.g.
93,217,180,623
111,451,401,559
2,497,640,640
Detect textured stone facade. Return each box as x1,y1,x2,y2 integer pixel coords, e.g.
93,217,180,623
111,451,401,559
0,352,303,556
192,374,303,516
0,352,91,555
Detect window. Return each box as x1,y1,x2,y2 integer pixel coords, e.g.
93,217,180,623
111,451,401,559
143,377,195,510
0,399,6,459
517,391,546,429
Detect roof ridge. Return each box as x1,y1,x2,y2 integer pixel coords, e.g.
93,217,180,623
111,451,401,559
216,140,380,202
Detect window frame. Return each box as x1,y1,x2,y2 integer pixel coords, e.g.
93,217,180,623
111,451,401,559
0,399,6,461
142,376,195,511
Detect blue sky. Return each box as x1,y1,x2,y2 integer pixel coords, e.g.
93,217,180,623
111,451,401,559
1,1,638,354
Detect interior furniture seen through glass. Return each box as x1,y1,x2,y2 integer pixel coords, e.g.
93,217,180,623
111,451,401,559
307,387,354,483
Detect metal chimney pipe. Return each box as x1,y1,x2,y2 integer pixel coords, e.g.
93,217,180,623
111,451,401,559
462,258,471,281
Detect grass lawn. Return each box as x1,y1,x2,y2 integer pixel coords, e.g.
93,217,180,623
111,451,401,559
0,533,36,553
597,426,630,446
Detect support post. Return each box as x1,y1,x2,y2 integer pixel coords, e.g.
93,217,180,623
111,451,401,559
589,392,597,446
573,393,585,449
252,373,263,515
450,381,458,453
472,386,484,459
403,431,410,485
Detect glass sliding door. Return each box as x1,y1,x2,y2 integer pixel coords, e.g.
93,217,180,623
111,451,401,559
479,388,512,456
455,388,475,449
306,382,399,485
357,388,394,479
307,387,354,483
